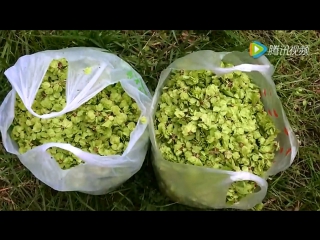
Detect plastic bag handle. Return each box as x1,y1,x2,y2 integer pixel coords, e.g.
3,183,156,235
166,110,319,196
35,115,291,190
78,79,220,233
212,64,271,76
22,63,108,120
228,171,268,209
31,142,117,167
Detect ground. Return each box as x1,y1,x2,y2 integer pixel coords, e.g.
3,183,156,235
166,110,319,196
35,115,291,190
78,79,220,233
0,30,319,211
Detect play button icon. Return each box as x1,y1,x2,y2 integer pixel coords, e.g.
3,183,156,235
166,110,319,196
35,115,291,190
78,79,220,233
249,41,268,59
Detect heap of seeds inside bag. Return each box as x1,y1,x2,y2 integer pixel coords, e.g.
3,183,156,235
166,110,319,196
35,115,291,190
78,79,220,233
11,58,143,170
154,62,279,205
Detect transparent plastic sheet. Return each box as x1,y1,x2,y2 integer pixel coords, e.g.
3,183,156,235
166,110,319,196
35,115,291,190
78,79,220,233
149,50,298,210
0,47,152,195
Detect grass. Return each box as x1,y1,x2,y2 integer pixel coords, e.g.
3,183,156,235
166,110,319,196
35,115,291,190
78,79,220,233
0,30,319,211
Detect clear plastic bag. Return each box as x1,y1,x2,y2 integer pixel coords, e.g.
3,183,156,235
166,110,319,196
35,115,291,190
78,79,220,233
0,47,152,195
149,50,298,209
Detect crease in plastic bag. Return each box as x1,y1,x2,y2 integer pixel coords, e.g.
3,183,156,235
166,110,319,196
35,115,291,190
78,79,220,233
0,47,152,195
149,50,298,210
